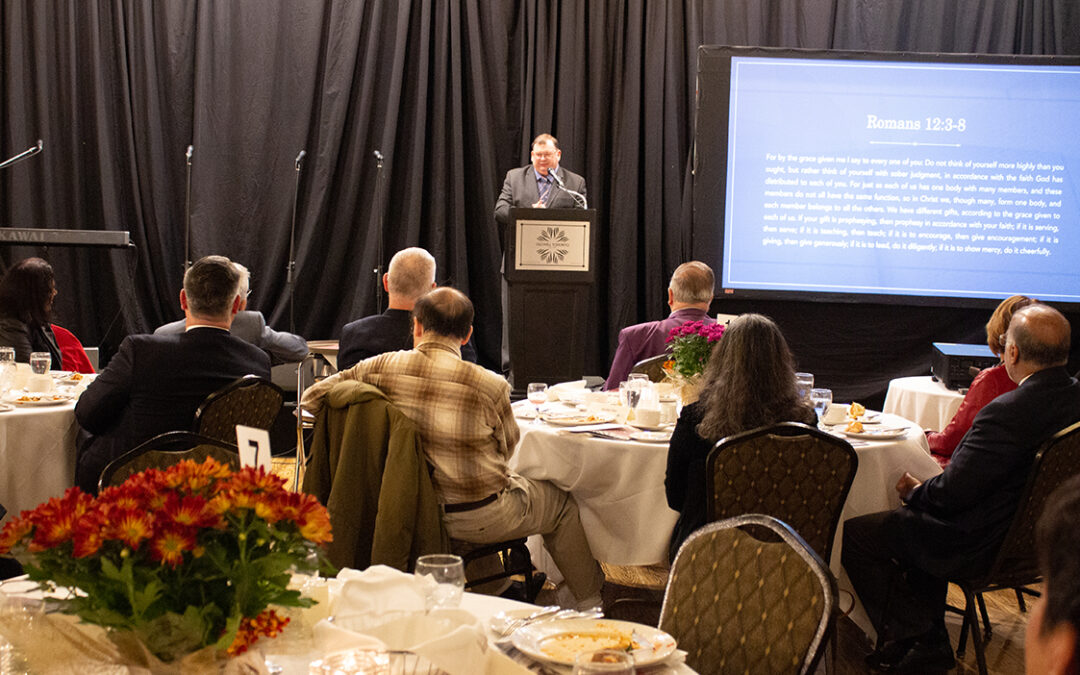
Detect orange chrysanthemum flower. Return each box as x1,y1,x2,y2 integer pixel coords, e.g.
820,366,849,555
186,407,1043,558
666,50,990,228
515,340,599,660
0,518,33,555
226,609,290,655
162,493,220,529
109,509,155,549
151,528,195,567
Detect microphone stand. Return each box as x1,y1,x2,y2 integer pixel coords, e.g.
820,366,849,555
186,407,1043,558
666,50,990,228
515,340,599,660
551,169,588,209
183,145,193,271
372,150,385,314
0,140,43,171
287,150,306,334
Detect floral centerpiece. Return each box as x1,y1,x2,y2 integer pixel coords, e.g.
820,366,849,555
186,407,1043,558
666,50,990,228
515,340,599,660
0,457,332,667
663,320,725,402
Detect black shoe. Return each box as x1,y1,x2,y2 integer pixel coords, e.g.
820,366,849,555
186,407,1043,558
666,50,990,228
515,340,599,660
870,635,956,673
865,638,915,671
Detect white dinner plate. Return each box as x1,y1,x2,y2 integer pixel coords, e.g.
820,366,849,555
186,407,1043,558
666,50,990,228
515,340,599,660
11,395,72,407
543,413,616,427
843,426,909,441
512,618,677,667
629,422,670,432
630,430,673,443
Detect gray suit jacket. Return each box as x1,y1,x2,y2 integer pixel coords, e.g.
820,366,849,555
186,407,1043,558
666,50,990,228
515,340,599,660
155,311,308,365
494,165,587,225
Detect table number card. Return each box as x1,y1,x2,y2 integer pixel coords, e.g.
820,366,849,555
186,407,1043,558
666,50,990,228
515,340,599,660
236,424,271,470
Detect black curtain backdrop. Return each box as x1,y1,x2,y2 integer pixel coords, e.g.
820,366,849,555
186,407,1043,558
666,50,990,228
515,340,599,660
2,0,1078,405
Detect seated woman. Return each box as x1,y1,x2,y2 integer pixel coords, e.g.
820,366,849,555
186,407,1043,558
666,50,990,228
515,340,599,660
0,257,63,369
926,294,1034,467
664,313,816,562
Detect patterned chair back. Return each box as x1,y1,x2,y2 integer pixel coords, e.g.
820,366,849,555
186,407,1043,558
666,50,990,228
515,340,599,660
706,422,858,563
974,418,1080,587
660,514,835,674
630,353,669,383
193,375,284,444
99,431,240,490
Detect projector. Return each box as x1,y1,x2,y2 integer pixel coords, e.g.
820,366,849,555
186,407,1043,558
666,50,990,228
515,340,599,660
931,342,1000,390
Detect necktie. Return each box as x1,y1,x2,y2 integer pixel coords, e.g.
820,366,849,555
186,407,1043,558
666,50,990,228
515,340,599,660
537,176,551,205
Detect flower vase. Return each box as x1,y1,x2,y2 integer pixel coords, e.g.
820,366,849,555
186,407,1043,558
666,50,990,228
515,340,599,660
665,373,703,405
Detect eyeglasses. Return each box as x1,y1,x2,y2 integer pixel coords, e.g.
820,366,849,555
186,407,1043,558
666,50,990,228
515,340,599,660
531,151,556,158
245,288,253,299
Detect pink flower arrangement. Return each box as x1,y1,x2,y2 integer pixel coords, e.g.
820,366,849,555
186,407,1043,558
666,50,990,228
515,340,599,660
663,321,725,378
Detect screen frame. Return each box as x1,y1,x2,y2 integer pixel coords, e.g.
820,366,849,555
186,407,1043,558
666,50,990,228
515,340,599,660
692,45,1080,310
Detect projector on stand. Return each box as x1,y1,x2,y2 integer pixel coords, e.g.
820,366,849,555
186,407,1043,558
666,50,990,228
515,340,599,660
931,342,1000,391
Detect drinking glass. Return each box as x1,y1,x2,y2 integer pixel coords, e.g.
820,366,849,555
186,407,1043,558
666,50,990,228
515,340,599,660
795,372,814,405
0,348,14,398
573,649,636,674
29,352,51,376
527,382,548,424
414,554,465,610
810,388,833,422
626,373,648,411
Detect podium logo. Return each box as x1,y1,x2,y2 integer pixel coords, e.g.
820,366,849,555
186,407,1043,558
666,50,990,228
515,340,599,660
536,226,570,263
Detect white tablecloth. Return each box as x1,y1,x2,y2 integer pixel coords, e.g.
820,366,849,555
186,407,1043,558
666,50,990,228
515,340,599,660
882,375,964,431
0,402,78,522
511,424,678,566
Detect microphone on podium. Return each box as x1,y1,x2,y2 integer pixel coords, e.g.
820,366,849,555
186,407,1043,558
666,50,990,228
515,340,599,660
550,169,588,209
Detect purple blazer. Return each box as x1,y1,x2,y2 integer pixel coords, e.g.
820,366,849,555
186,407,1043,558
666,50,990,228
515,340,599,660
603,308,716,390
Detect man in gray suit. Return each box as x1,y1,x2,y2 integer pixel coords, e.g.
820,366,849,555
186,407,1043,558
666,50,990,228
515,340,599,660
155,262,308,365
494,133,587,225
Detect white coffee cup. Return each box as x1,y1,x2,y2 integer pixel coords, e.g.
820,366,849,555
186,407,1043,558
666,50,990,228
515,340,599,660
823,402,847,425
635,408,662,428
26,374,53,393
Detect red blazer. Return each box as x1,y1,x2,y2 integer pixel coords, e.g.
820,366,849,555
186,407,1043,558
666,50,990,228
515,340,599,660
50,324,95,373
927,364,1015,466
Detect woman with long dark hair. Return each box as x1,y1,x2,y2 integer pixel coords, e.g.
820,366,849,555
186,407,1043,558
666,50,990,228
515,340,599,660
0,257,63,369
664,313,816,561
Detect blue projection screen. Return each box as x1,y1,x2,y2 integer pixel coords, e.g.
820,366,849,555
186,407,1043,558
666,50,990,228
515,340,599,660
693,48,1080,306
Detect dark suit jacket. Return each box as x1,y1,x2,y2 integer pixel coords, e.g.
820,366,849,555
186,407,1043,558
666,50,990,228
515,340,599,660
494,165,587,225
155,311,308,365
889,366,1080,577
338,308,477,371
74,327,271,491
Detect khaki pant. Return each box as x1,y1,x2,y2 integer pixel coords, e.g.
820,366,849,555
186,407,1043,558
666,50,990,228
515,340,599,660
442,474,604,603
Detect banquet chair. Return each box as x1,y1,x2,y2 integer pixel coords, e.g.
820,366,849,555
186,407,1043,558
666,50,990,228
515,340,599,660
630,354,669,383
193,375,284,445
946,419,1080,675
660,514,835,674
450,537,543,602
706,421,858,563
98,431,240,491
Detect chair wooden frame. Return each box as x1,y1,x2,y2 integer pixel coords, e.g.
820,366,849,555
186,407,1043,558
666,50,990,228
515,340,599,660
947,419,1080,675
660,514,836,674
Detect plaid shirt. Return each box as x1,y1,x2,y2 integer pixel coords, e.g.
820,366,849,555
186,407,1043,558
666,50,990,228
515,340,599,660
301,336,520,503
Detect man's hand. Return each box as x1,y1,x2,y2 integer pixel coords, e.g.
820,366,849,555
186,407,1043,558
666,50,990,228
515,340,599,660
896,472,922,502
531,201,546,208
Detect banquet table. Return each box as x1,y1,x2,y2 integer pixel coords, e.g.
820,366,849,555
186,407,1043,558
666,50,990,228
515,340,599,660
882,375,964,431
0,399,79,523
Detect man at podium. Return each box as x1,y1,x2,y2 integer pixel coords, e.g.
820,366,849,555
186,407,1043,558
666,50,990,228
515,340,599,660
494,133,587,224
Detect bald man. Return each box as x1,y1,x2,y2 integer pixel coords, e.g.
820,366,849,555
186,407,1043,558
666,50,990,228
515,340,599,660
844,304,1080,673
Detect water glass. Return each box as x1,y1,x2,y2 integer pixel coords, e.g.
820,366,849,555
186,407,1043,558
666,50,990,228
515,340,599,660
0,348,14,398
810,388,833,421
527,382,548,424
414,554,465,611
573,649,636,674
795,372,814,404
29,352,51,376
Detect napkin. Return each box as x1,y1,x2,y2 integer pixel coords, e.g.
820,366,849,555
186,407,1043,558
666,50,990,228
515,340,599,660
549,379,587,402
322,566,530,675
329,565,432,631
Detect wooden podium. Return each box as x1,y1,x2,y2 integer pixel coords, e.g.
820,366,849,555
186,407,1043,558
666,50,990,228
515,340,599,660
505,207,596,392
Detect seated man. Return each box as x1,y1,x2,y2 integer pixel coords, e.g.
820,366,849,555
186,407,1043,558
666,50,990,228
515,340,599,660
843,304,1080,673
302,287,603,608
338,247,475,369
1027,474,1080,675
603,261,715,389
155,262,308,365
75,255,271,492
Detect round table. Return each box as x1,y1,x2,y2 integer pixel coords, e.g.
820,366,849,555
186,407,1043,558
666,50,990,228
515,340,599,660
882,375,965,431
0,401,79,523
